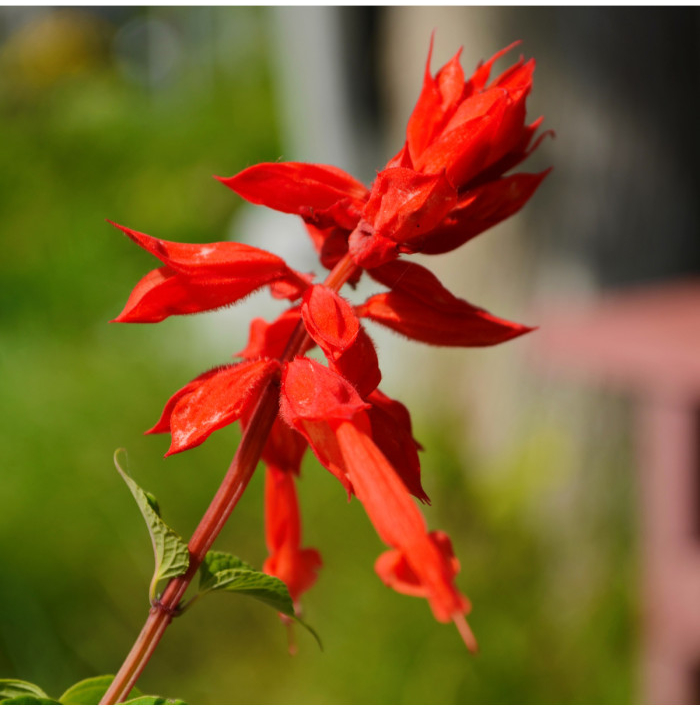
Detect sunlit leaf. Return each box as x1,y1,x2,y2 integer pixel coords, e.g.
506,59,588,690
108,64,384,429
0,681,47,701
59,675,142,705
197,551,322,648
114,450,190,600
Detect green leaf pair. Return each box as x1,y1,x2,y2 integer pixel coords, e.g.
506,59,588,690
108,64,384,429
115,451,320,647
0,677,184,705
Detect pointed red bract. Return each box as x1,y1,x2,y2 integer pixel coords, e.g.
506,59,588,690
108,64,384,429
366,390,428,503
146,368,221,435
110,223,309,323
410,170,551,255
166,359,280,456
217,162,368,231
301,285,381,397
360,260,533,347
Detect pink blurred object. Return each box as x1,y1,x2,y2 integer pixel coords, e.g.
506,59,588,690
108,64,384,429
536,278,700,704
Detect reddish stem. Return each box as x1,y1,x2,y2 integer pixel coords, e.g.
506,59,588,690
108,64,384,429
100,253,359,705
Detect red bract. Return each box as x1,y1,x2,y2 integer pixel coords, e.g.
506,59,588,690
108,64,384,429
109,222,310,323
112,37,549,651
348,39,550,268
359,260,533,347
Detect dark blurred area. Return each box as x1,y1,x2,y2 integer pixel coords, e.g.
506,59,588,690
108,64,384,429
0,6,698,704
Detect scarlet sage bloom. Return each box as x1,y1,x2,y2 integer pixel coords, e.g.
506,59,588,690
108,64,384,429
111,39,549,653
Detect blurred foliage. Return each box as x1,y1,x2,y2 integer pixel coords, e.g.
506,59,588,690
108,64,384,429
0,7,637,704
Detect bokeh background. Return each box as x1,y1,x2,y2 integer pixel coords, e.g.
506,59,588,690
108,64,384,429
1,6,698,704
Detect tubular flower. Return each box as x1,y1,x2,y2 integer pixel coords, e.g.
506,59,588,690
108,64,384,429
112,38,549,650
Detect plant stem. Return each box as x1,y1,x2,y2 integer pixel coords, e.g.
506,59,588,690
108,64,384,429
100,253,359,705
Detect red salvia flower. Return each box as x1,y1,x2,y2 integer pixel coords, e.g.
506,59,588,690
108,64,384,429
112,37,550,651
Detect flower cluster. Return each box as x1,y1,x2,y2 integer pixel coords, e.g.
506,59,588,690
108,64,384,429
112,39,549,651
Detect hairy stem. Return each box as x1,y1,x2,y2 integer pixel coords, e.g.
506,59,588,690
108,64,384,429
100,253,359,705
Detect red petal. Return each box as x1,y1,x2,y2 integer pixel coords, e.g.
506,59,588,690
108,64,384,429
167,359,280,455
414,102,504,189
385,142,414,170
375,530,462,598
405,35,443,162
264,466,322,602
236,308,303,360
108,221,294,280
335,419,470,624
301,285,360,359
261,417,308,476
112,266,299,324
361,261,533,347
466,41,521,93
436,49,466,112
217,162,368,229
280,357,369,425
146,367,221,435
301,285,382,397
409,170,551,255
367,391,427,502
332,327,381,398
364,168,458,245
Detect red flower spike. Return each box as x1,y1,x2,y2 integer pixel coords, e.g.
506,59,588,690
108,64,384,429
263,465,322,605
361,260,533,347
166,358,280,456
217,162,368,231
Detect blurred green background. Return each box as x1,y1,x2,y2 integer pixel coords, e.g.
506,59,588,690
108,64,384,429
0,6,638,703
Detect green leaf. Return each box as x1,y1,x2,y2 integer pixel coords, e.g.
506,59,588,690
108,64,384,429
197,550,254,592
120,696,186,705
198,551,291,613
114,450,190,600
197,551,322,649
59,675,141,705
0,697,61,705
0,680,48,701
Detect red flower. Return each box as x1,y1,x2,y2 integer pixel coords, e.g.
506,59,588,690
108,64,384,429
260,417,321,610
112,38,549,650
220,39,550,270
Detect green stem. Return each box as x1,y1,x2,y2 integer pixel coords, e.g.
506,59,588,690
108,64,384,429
100,253,359,705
